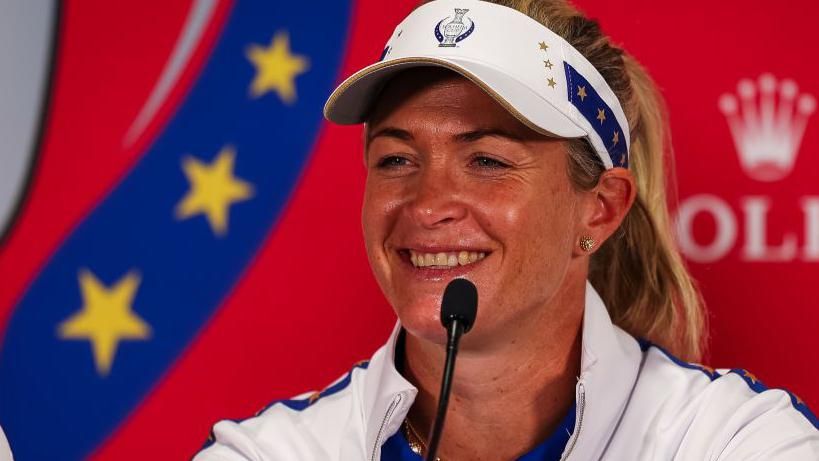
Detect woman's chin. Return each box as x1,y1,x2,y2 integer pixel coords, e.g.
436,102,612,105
394,302,449,345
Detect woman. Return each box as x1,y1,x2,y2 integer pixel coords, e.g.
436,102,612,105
196,0,818,459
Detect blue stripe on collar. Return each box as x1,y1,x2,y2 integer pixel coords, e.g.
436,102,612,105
639,338,818,430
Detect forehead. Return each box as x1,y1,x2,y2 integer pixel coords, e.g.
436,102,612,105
367,68,546,140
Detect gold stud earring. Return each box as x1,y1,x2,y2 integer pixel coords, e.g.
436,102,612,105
579,236,596,252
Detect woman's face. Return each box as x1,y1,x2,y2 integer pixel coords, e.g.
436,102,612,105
363,69,589,348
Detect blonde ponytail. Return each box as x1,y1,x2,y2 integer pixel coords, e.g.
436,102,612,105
590,55,706,361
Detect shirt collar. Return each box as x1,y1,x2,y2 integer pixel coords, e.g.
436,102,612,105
362,322,417,458
567,281,642,459
361,281,642,459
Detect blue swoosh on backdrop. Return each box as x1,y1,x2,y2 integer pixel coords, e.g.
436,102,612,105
0,0,352,459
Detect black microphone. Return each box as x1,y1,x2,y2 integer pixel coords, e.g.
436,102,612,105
425,278,478,461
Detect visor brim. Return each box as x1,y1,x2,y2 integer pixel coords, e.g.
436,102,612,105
324,56,586,139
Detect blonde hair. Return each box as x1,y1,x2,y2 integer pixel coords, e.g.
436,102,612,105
422,0,707,360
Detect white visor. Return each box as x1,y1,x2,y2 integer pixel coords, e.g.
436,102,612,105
324,0,630,169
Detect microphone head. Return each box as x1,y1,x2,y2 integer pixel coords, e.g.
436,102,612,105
441,278,478,333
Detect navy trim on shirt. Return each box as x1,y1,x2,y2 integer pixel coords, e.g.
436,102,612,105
381,402,577,461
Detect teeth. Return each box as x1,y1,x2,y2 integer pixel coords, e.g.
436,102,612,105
447,254,458,267
409,250,487,268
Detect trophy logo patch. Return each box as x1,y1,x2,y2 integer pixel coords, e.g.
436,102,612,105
435,8,475,47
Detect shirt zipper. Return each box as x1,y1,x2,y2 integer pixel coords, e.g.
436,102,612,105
561,381,586,461
371,394,403,461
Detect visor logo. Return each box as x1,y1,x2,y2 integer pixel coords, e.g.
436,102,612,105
435,8,475,47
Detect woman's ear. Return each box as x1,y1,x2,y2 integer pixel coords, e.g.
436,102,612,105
574,167,637,255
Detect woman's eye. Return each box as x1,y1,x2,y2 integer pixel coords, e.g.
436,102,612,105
376,155,410,168
472,156,510,169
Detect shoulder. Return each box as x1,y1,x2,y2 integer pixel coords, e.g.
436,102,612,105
193,361,370,461
610,340,819,459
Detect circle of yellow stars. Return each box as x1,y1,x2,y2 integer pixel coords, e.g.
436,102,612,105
57,29,313,376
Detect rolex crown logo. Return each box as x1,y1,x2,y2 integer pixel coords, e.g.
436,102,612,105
718,74,816,182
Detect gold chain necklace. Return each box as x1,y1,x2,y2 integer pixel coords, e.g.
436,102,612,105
401,418,442,461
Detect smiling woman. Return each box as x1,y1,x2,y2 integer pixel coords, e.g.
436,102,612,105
363,70,597,356
195,0,819,459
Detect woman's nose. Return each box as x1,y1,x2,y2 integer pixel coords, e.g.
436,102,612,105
404,166,468,229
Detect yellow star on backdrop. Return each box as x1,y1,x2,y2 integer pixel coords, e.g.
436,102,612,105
247,31,309,104
544,59,554,69
538,41,549,51
176,146,254,236
612,130,620,145
577,85,588,101
547,77,557,89
58,269,151,376
596,108,606,124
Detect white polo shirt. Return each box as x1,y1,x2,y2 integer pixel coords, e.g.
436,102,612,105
195,282,819,460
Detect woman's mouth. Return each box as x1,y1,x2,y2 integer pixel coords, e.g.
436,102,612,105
405,250,486,269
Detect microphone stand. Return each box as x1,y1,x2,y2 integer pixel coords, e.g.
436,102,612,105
423,277,477,461
425,318,465,461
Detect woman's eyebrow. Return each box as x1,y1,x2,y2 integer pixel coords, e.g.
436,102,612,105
454,128,524,143
366,127,413,144
366,127,524,145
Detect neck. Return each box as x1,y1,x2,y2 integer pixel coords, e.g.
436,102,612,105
401,280,584,460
